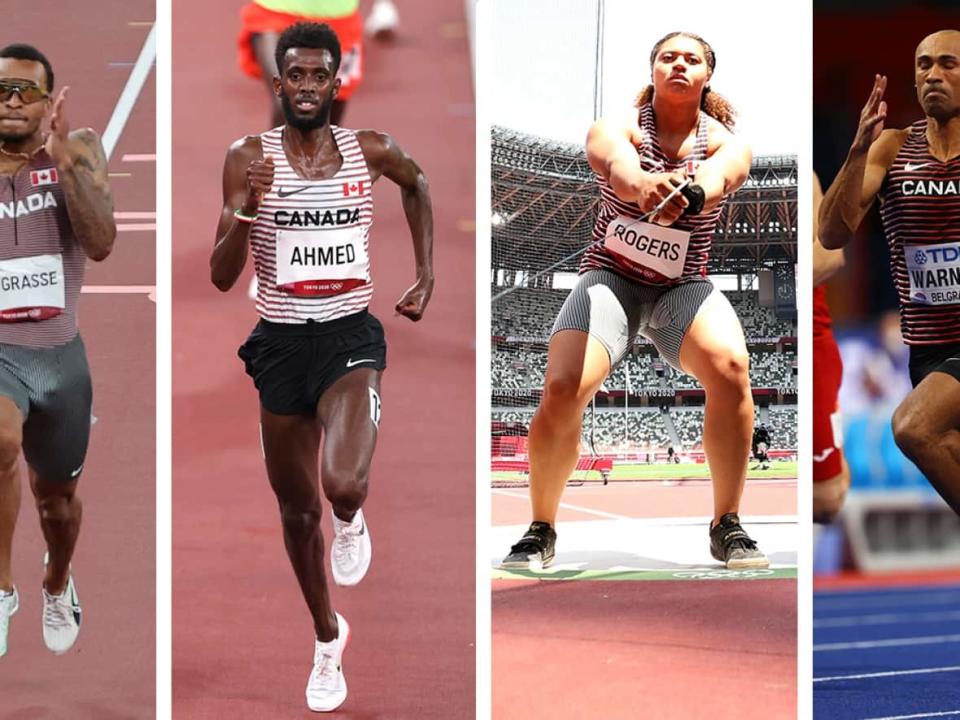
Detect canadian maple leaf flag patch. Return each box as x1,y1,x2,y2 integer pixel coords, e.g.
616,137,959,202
30,168,58,187
342,181,365,197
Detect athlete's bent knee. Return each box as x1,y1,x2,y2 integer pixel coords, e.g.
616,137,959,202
541,373,588,414
701,349,751,394
892,402,934,461
35,490,76,528
324,468,368,511
0,425,21,474
279,502,322,533
813,473,849,523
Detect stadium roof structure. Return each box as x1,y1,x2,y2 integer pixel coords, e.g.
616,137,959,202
492,125,797,278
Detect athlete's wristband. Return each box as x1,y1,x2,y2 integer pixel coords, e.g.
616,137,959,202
234,208,258,224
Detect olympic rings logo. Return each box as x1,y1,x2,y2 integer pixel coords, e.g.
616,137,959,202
672,569,777,580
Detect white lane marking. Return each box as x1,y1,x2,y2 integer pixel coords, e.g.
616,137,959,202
864,711,960,720
815,633,960,652
117,223,156,231
82,285,154,293
817,591,960,612
815,610,960,628
102,24,156,159
814,665,960,683
121,154,156,162
114,212,156,220
492,490,795,525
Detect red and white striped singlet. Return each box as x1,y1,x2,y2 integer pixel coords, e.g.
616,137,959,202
0,152,86,347
581,105,725,285
880,119,960,345
251,125,374,323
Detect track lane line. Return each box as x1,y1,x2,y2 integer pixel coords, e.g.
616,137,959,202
102,24,156,159
814,665,960,682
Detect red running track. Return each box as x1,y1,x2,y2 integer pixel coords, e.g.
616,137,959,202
3,2,156,718
494,482,797,718
172,1,475,717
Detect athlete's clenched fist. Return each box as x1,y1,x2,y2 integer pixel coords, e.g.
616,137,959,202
245,154,275,210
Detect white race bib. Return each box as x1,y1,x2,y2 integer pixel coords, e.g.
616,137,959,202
603,215,690,280
0,253,65,321
275,227,369,296
905,242,960,306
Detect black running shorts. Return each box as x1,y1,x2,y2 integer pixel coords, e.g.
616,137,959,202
0,333,92,483
239,310,387,415
908,341,960,388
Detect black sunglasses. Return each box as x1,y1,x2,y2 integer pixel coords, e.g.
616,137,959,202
0,80,48,104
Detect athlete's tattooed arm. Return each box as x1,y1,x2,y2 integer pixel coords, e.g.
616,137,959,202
211,136,270,292
44,92,116,262
693,123,751,214
358,130,434,322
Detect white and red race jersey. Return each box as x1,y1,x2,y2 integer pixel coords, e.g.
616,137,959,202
250,125,374,323
880,119,960,345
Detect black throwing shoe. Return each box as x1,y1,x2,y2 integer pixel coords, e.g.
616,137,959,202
709,513,769,569
500,522,557,569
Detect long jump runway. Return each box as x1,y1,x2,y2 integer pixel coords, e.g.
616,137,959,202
815,577,960,720
172,1,475,717
493,479,797,719
3,2,156,718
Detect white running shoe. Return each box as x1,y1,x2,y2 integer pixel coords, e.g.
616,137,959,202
41,555,81,655
331,508,372,586
0,587,18,658
365,0,399,39
306,613,350,712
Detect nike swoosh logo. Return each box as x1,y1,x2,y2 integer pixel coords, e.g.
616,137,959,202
346,358,376,367
276,186,311,198
813,448,835,463
904,163,930,172
70,464,84,478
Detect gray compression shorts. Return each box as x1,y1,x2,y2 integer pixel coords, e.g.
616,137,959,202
0,334,92,482
552,269,721,370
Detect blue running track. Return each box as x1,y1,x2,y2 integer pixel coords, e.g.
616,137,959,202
815,582,960,719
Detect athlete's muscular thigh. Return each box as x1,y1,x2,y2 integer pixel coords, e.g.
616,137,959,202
893,370,960,444
316,368,381,495
260,407,321,504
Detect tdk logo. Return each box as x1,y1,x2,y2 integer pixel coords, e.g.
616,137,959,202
920,247,960,264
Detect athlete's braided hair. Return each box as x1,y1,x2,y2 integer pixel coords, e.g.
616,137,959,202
634,31,737,131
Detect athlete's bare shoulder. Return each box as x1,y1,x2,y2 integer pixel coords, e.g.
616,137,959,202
871,127,909,170
703,116,743,154
589,114,644,148
67,127,103,148
354,129,404,181
354,129,391,161
226,134,264,162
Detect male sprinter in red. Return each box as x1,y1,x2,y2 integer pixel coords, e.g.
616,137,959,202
211,22,433,712
820,30,960,514
812,173,850,522
0,44,116,657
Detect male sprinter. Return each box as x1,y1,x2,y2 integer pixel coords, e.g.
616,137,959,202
812,173,850,522
211,22,433,712
820,30,960,513
238,0,366,128
0,44,116,657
